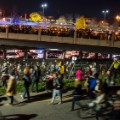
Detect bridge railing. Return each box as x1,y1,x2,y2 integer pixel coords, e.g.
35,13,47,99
0,26,120,48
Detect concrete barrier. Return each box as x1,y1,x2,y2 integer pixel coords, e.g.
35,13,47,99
0,32,120,48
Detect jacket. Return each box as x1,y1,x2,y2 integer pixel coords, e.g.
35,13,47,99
23,74,31,87
60,65,65,74
53,77,61,90
32,70,39,82
76,70,82,80
6,76,16,96
73,84,82,96
89,77,97,90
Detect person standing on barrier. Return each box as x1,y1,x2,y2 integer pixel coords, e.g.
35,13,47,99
108,59,120,85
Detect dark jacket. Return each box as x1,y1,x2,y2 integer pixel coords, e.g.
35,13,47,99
23,74,31,87
53,77,61,90
73,84,82,96
32,70,39,82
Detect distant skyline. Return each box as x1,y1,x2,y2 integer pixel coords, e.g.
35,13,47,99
0,0,120,19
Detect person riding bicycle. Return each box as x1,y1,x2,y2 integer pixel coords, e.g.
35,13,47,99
86,86,107,114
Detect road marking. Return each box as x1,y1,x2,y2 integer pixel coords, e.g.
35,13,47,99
35,96,72,103
4,104,10,106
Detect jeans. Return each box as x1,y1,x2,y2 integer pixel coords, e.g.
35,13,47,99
113,69,119,84
9,96,14,104
23,86,30,100
72,96,80,109
51,89,62,103
31,81,38,92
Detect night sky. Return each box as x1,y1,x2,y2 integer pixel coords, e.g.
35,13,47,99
0,0,120,19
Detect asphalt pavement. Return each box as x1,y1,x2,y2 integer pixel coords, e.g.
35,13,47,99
0,90,97,120
0,90,120,120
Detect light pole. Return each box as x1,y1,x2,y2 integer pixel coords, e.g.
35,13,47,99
0,10,2,18
41,3,47,18
102,10,109,21
116,15,120,27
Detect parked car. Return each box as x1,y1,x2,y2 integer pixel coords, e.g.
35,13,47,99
6,52,20,59
0,51,3,58
15,50,24,57
28,52,38,59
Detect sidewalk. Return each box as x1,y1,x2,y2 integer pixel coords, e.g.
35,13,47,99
0,89,73,106
1,89,120,120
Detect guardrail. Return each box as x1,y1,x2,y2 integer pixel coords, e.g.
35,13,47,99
0,28,120,48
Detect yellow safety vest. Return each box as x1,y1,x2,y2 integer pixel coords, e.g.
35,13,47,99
113,60,120,69
60,66,65,74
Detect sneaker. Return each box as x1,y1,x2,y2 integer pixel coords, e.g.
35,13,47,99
49,102,54,105
9,103,14,106
20,95,24,100
58,102,62,104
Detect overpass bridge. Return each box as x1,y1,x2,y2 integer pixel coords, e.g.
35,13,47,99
0,29,120,54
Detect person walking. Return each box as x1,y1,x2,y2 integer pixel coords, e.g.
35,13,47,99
71,81,82,111
1,62,9,87
51,73,62,104
6,71,17,105
31,65,39,92
21,66,31,100
45,72,53,93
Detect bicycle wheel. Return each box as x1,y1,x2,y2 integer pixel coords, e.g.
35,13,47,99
78,107,95,119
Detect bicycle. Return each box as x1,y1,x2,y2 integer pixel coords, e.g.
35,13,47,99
77,96,116,120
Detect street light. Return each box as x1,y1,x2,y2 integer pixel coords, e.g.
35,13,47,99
116,15,120,21
102,10,109,21
0,10,2,18
116,15,120,28
41,3,47,17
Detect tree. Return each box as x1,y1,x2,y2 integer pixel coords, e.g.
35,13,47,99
56,16,67,24
29,12,41,22
75,16,86,29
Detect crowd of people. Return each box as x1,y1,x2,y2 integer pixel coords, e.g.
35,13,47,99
71,59,120,112
0,59,120,112
0,25,120,41
0,60,66,104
